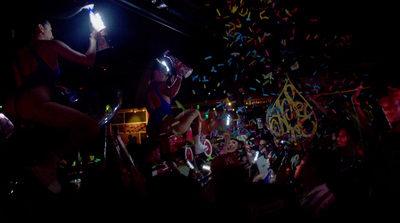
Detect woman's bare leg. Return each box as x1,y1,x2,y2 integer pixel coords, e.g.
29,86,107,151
173,108,202,135
14,88,100,192
16,88,100,158
19,102,100,159
173,108,207,154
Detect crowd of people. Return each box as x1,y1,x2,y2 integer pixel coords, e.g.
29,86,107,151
117,80,400,222
123,79,400,222
1,14,400,222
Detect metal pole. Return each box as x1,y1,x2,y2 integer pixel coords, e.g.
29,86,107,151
103,124,108,169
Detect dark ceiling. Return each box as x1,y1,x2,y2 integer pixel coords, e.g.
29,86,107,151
3,0,398,110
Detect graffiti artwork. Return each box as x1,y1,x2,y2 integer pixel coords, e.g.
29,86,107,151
266,77,318,141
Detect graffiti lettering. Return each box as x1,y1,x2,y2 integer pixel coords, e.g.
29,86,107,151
266,78,318,141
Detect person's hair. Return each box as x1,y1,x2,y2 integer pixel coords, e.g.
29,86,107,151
260,131,274,142
374,75,400,101
28,16,50,38
306,149,340,182
375,87,391,101
150,59,167,80
337,123,360,143
13,15,50,46
229,137,244,148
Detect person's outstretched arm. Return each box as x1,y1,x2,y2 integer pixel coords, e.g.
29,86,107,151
53,29,103,67
160,74,183,98
352,85,374,136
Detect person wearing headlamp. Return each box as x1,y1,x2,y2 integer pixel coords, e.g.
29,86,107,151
145,58,208,155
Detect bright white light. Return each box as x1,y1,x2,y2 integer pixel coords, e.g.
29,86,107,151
161,60,170,72
253,151,259,164
86,5,105,32
82,4,94,11
0,113,15,138
90,11,106,31
226,114,231,126
201,164,211,172
186,160,195,169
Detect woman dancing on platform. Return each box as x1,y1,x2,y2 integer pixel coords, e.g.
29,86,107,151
4,17,104,193
145,59,207,155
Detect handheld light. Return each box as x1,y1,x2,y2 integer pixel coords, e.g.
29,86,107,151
84,4,109,51
90,11,106,31
84,4,106,31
